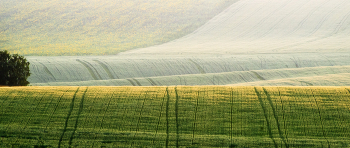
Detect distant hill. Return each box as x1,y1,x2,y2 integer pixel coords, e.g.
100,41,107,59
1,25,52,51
27,54,350,86
122,0,350,55
0,0,237,56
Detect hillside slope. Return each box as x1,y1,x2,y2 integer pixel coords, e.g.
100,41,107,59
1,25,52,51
31,65,350,86
0,0,237,55
122,0,350,55
19,0,350,86
27,54,350,86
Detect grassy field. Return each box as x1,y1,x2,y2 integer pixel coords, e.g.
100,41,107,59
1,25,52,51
1,86,350,147
0,0,237,56
2,1,350,146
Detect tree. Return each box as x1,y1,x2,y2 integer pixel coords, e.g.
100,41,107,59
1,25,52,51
0,50,31,86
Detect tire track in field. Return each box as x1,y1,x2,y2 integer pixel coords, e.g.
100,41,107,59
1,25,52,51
93,60,118,79
239,91,244,136
91,88,115,147
272,0,330,52
146,78,158,86
303,11,350,53
276,87,289,145
294,88,309,137
131,92,147,147
188,59,206,74
175,87,179,148
332,8,350,35
126,79,136,86
219,2,262,39
76,59,102,80
44,89,71,130
153,93,164,145
230,90,234,144
58,87,80,148
38,62,56,81
245,0,293,39
68,87,88,148
259,0,312,39
344,88,350,138
132,78,142,86
165,87,170,148
89,94,110,147
308,0,346,36
310,89,331,148
327,94,344,136
262,87,289,148
251,71,265,80
254,87,278,148
289,0,329,36
192,91,200,145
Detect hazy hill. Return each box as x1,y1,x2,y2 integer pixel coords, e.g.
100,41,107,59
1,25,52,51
0,0,237,55
5,0,350,86
28,54,350,86
122,0,350,55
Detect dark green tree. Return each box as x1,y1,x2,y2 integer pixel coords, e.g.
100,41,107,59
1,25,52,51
0,50,31,86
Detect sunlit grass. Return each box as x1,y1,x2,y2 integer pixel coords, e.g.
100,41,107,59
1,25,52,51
1,86,350,147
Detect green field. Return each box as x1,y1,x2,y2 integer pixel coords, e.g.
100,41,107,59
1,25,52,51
2,0,350,147
1,86,350,147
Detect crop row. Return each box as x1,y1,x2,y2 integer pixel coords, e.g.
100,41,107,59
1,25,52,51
1,86,350,147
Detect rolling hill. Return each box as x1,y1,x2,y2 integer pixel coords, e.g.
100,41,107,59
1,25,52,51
1,86,350,147
21,0,350,86
0,0,237,55
28,54,350,86
121,0,350,55
2,1,350,147
3,0,350,86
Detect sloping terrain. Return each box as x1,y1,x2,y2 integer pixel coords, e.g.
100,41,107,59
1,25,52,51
0,0,237,55
27,54,350,86
1,86,350,147
122,0,350,55
31,65,350,86
229,73,350,86
5,0,350,86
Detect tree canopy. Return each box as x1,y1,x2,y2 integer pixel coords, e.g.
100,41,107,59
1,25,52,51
0,50,31,86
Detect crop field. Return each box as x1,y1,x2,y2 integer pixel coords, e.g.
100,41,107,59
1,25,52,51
27,53,350,86
122,0,350,55
1,86,350,147
17,0,350,86
2,0,350,147
0,0,237,56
